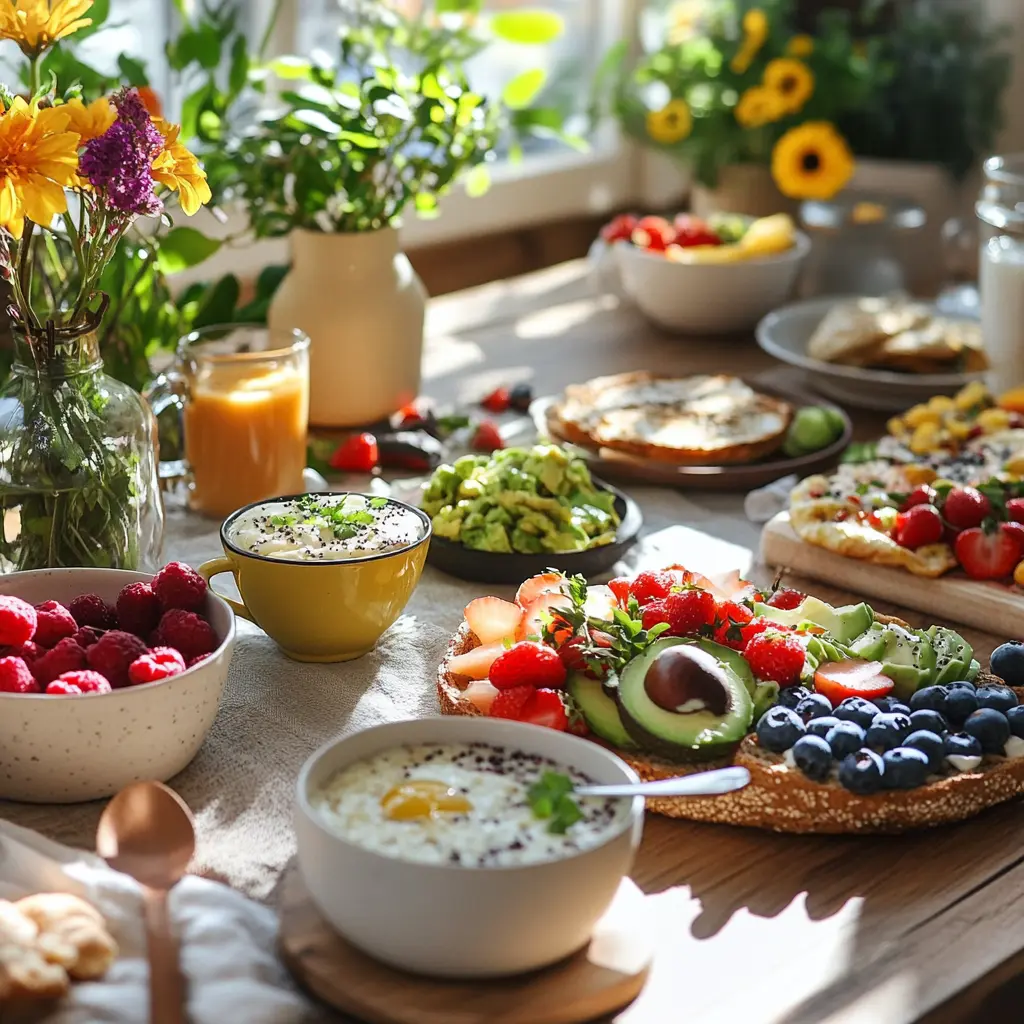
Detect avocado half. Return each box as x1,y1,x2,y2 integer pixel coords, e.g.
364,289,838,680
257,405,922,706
615,638,754,762
567,673,638,750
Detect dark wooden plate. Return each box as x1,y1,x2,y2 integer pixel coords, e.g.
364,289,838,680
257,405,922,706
426,478,642,584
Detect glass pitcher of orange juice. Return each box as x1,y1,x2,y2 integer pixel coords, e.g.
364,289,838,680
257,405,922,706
148,325,310,518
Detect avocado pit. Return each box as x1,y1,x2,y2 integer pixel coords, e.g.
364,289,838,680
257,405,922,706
643,646,733,716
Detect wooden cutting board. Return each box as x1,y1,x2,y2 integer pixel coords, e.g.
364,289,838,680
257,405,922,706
278,866,654,1024
761,512,1024,640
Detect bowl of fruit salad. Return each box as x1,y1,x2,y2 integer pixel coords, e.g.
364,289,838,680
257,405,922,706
0,563,235,803
599,212,809,334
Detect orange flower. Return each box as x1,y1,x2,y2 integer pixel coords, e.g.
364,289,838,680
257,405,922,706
151,118,211,216
137,86,162,119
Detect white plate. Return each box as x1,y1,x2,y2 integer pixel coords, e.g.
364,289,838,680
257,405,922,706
755,296,985,411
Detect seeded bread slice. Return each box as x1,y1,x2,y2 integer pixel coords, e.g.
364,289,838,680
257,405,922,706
437,623,1024,833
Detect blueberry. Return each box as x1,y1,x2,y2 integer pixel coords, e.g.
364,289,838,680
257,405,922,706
838,748,885,795
883,747,931,789
756,706,805,753
509,382,534,412
806,716,841,739
909,709,948,735
834,696,878,729
865,712,912,752
1007,705,1024,739
990,641,1024,687
962,708,1011,754
776,685,811,710
909,685,948,714
792,735,833,782
826,720,866,760
873,696,905,714
942,685,979,725
974,684,1019,713
944,731,983,758
795,693,834,721
903,729,945,773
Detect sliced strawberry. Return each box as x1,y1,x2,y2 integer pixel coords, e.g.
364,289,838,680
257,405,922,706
582,584,618,623
559,632,612,680
463,596,523,644
515,572,566,609
487,684,531,719
465,679,500,714
480,387,511,414
448,642,507,680
489,641,566,690
600,213,638,243
517,592,573,643
712,600,754,650
607,576,632,606
766,587,804,610
519,688,568,731
955,526,1020,580
1007,498,1024,524
814,659,894,706
328,432,378,472
631,216,674,252
1001,521,1024,554
471,420,504,452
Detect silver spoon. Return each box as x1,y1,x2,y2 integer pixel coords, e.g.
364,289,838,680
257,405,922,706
574,765,750,799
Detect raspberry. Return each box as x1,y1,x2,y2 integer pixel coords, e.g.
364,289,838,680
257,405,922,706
744,630,806,687
488,684,534,720
128,647,187,685
7,640,43,668
46,679,83,695
664,588,716,635
71,627,102,649
629,570,674,605
0,595,37,646
0,656,39,694
151,561,208,612
712,600,754,650
766,588,804,611
488,641,567,690
56,670,112,694
86,630,148,688
641,599,670,632
156,610,217,662
33,637,87,685
67,593,117,630
116,582,162,636
33,600,78,647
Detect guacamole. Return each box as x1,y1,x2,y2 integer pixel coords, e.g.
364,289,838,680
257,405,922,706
421,444,621,554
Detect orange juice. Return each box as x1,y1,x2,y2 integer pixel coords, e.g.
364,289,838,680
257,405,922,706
184,363,309,517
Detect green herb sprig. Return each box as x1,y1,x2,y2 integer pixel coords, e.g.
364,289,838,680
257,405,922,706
527,772,583,835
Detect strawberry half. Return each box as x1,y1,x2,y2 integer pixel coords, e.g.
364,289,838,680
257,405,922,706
463,596,523,644
480,387,511,413
328,432,378,472
955,526,1021,580
519,688,568,731
471,420,504,452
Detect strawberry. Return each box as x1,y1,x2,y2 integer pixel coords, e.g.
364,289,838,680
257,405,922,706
743,630,805,687
664,587,716,635
641,599,670,632
329,432,378,472
607,577,632,606
488,684,534,720
766,587,804,610
515,572,565,609
712,600,754,650
392,401,424,429
471,420,504,452
814,659,894,705
629,570,674,605
600,213,638,243
464,679,500,714
737,615,778,649
900,485,938,512
1007,498,1024,524
894,503,944,550
1001,521,1024,553
448,641,508,680
943,487,991,530
519,688,568,731
489,641,567,690
672,214,721,248
558,632,612,680
955,526,1021,580
517,592,573,643
631,216,674,252
480,387,511,414
463,596,523,644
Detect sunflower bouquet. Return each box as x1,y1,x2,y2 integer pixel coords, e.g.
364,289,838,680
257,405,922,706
0,0,211,571
598,0,881,200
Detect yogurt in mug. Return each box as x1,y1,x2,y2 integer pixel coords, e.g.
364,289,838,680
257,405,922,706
228,494,426,561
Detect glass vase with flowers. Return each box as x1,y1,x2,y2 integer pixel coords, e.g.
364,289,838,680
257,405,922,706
0,0,211,571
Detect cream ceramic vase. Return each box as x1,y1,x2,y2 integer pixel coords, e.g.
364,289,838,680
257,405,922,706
268,226,427,427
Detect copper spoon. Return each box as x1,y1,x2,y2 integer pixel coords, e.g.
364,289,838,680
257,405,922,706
97,782,195,1024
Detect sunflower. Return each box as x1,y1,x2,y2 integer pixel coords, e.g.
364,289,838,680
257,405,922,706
0,0,92,57
151,119,211,216
61,96,114,144
786,35,814,58
646,98,692,145
730,8,768,75
734,86,784,129
771,121,854,201
763,58,814,115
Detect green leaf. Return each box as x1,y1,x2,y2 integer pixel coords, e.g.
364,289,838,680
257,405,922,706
192,274,241,329
228,35,249,97
502,68,547,110
255,264,289,300
291,109,342,134
437,0,482,11
117,54,148,87
269,57,313,80
338,129,382,148
463,164,490,198
156,228,222,275
490,9,564,45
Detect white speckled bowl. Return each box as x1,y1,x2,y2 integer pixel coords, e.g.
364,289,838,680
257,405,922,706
0,568,235,803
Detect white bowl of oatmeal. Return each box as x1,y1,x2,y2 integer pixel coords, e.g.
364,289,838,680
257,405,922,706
294,716,643,978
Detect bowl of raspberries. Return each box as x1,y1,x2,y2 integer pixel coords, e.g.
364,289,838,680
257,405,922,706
0,561,236,803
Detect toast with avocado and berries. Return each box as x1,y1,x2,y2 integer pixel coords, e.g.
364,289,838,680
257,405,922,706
437,569,1024,833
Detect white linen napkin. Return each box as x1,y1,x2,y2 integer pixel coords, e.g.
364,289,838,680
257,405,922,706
0,820,316,1024
744,475,798,524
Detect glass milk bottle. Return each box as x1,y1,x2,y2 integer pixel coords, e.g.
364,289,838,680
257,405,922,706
977,155,1024,394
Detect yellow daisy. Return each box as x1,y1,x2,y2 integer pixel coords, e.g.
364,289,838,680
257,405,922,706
0,98,79,237
786,35,814,58
61,96,114,144
151,118,212,216
763,58,814,115
771,121,854,201
0,0,92,57
734,86,785,129
645,98,692,144
730,8,768,75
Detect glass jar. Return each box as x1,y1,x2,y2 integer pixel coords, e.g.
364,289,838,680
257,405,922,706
0,326,164,572
977,154,1024,394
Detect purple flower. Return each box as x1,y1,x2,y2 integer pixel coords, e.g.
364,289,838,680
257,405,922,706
80,88,164,216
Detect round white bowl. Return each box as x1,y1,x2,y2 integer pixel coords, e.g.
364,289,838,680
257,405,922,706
614,232,810,334
0,568,236,803
294,716,644,979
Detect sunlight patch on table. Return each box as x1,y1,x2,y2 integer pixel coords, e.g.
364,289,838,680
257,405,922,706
629,524,754,578
422,335,484,381
515,295,618,341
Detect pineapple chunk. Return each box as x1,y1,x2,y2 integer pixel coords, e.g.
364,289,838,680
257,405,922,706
739,214,796,256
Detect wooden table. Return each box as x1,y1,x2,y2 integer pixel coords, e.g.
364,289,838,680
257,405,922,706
424,262,1023,1024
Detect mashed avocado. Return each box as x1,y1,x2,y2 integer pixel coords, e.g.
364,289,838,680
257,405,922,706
421,444,621,554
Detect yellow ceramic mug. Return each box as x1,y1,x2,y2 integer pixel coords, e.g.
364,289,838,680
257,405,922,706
199,494,431,663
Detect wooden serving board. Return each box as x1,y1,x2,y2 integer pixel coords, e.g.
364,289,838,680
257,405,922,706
278,865,654,1024
761,512,1024,641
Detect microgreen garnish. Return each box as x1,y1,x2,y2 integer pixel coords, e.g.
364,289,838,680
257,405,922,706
369,496,390,509
528,772,583,834
280,494,380,540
